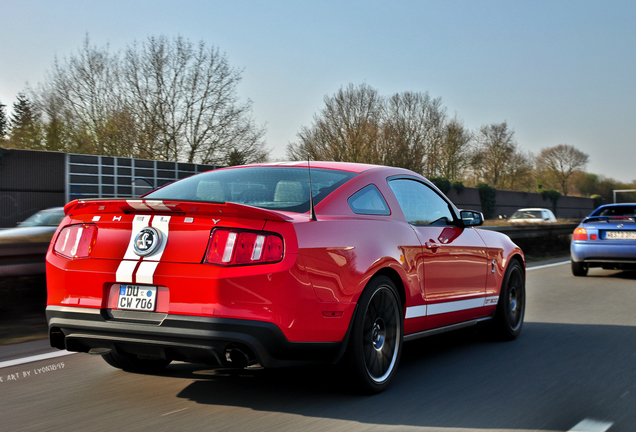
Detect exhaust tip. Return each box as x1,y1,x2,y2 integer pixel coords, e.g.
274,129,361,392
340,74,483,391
224,347,250,368
49,328,66,350
88,348,112,355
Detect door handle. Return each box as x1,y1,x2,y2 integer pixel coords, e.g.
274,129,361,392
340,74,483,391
425,241,441,249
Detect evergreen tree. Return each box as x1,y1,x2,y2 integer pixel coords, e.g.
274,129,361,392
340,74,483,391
0,100,8,143
8,93,43,149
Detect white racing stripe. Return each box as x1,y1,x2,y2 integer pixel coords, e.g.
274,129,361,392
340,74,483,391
136,262,160,284
405,305,427,319
136,215,171,284
126,200,152,211
145,200,172,211
406,295,499,319
115,212,171,284
123,215,153,260
147,215,170,262
116,260,138,284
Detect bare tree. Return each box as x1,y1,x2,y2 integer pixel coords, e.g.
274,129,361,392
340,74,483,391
500,149,535,191
32,37,136,156
122,35,267,164
438,116,473,180
287,83,382,163
471,121,519,188
288,85,450,175
536,144,589,195
381,91,445,175
30,35,268,163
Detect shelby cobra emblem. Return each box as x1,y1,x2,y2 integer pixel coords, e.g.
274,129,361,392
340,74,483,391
133,227,161,256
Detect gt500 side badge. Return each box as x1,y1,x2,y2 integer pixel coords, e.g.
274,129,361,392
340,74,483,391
133,227,161,257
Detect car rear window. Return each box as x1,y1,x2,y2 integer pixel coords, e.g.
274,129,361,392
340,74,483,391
593,206,636,217
511,210,542,219
18,209,65,227
348,185,390,215
144,167,356,213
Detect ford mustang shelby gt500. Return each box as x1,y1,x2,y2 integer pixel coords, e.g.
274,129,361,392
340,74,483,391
46,162,525,392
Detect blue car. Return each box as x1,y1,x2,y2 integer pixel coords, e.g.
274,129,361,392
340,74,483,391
571,203,636,276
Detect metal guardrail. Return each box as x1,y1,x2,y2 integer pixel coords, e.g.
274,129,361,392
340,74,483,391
480,223,578,240
0,242,49,277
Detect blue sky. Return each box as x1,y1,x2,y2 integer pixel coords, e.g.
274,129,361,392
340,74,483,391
1,0,635,182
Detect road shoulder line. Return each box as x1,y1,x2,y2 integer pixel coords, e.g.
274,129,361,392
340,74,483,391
0,350,76,369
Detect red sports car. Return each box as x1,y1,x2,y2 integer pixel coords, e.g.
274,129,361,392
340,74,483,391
46,162,525,392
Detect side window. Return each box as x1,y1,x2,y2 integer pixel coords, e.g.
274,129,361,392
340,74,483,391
388,178,454,226
348,185,390,215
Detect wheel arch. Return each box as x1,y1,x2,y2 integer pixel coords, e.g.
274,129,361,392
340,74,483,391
507,253,525,276
369,267,406,310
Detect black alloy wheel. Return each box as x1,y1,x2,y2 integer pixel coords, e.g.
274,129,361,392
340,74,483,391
347,276,403,393
493,260,525,340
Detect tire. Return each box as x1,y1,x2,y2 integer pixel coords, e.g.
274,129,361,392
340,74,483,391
346,276,403,394
493,260,525,340
102,351,171,373
571,260,588,277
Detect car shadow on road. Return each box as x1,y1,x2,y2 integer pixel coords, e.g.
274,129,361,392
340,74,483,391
586,269,636,279
166,321,636,431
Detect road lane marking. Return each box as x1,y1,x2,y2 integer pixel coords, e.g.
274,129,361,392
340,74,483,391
568,418,614,432
0,350,76,369
161,408,189,417
527,260,569,271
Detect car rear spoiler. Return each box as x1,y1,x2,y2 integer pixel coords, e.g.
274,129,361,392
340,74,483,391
582,215,636,223
63,199,294,222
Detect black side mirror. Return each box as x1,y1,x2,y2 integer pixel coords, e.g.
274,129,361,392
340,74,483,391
460,210,484,227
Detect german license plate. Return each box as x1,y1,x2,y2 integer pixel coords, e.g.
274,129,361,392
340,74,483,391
605,231,636,240
118,285,157,311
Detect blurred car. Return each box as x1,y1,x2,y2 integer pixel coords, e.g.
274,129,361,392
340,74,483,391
508,208,557,223
0,207,65,244
0,207,65,276
571,203,636,276
46,162,525,393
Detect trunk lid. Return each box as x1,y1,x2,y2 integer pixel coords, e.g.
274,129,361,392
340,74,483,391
62,199,292,263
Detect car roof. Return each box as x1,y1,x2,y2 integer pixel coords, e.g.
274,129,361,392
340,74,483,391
514,208,551,212
232,161,385,174
596,203,636,208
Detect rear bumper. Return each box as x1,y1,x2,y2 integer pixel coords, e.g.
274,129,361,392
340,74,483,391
46,306,343,368
571,241,636,265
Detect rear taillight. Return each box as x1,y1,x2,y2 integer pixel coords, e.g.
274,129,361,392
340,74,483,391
54,224,98,259
573,227,588,241
205,228,284,266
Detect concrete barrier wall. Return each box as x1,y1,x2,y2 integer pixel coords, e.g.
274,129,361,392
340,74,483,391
445,187,595,220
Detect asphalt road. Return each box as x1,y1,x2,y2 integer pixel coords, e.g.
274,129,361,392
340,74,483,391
1,262,635,432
